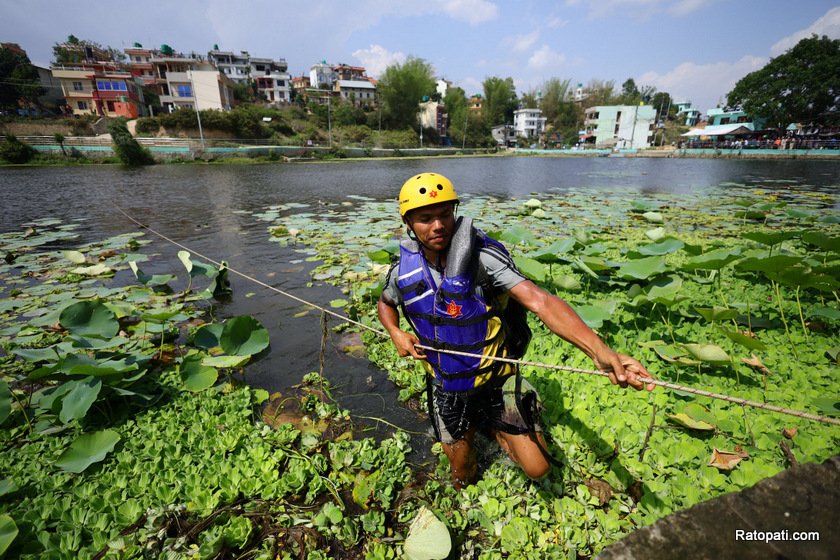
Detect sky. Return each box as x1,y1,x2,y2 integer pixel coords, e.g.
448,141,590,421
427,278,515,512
2,0,839,113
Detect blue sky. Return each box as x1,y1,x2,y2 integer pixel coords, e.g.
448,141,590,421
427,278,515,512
2,0,839,113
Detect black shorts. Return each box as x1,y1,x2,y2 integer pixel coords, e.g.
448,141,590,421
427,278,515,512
428,375,543,444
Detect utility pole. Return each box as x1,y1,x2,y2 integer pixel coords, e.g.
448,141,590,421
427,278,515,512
188,70,205,151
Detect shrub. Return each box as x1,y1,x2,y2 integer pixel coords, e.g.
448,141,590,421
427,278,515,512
108,120,154,166
0,134,36,163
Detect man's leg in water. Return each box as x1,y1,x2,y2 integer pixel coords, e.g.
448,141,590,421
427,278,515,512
495,430,551,480
441,427,478,489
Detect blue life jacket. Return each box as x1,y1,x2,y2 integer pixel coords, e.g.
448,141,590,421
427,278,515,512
396,217,530,392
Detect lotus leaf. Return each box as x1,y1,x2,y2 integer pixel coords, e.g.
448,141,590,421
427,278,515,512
0,479,18,498
220,316,270,356
810,307,840,321
523,198,542,209
500,225,540,247
575,301,618,329
645,227,666,241
71,263,113,276
193,323,224,349
682,247,742,270
616,256,667,280
694,306,738,322
646,275,683,300
404,507,451,560
59,301,119,339
55,429,121,473
741,231,797,247
552,275,582,291
716,327,768,351
641,212,664,223
0,514,17,557
59,377,102,424
637,238,684,256
201,355,251,369
811,398,840,416
63,250,86,264
682,343,730,366
330,299,348,308
734,254,802,274
128,261,175,288
13,346,62,363
180,356,219,392
178,250,217,278
513,256,545,282
667,412,715,431
527,238,576,263
652,344,701,366
802,231,840,253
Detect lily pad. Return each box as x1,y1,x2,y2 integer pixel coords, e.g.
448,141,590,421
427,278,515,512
55,429,121,473
0,514,18,557
682,343,731,366
180,356,219,392
404,507,451,560
219,316,270,356
59,301,119,339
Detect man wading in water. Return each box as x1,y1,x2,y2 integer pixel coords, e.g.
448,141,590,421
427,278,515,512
378,173,655,488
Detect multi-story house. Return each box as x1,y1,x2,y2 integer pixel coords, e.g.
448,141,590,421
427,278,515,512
674,100,701,126
335,79,377,108
309,61,335,90
52,60,145,118
583,104,656,149
513,108,547,141
468,95,483,112
208,48,292,105
419,99,447,138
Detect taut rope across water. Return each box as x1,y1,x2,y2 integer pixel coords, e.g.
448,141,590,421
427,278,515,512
114,205,840,427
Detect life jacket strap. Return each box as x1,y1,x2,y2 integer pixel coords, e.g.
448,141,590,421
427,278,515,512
405,308,498,326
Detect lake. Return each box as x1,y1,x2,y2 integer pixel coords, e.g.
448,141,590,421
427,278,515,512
1,156,838,437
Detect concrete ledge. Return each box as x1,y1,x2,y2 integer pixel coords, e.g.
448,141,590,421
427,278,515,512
598,455,839,560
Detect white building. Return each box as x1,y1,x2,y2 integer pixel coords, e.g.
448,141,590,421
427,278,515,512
309,61,335,89
208,49,292,105
583,104,656,149
513,108,547,140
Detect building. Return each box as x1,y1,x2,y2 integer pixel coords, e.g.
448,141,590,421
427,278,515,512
419,100,447,138
335,80,376,108
513,108,547,140
574,82,588,103
468,95,483,112
52,61,145,118
309,61,335,89
333,64,366,82
491,124,516,147
583,104,656,149
208,48,292,105
674,100,701,126
436,79,452,99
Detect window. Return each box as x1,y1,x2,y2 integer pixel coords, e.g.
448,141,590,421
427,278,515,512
112,82,127,91
720,117,730,125
106,101,115,112
78,101,88,110
276,80,284,86
177,84,193,97
73,81,84,91
97,81,112,91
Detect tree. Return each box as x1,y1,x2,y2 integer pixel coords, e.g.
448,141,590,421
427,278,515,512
443,86,469,146
620,78,640,104
378,57,436,129
538,78,572,123
727,34,840,128
0,46,43,111
108,120,154,166
52,35,122,65
585,79,618,107
482,76,518,127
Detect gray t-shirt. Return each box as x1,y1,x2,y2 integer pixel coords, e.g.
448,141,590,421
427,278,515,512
381,245,527,306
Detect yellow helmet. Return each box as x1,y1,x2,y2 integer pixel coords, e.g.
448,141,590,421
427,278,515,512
399,173,459,217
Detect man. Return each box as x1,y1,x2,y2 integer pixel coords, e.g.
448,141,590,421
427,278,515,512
378,173,654,488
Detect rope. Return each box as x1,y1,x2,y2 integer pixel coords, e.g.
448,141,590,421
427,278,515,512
114,206,840,427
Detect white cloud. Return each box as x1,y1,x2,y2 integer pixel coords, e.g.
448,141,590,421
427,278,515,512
638,55,766,112
572,0,708,20
352,45,407,78
527,45,567,72
770,6,840,56
438,0,500,25
505,30,541,53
